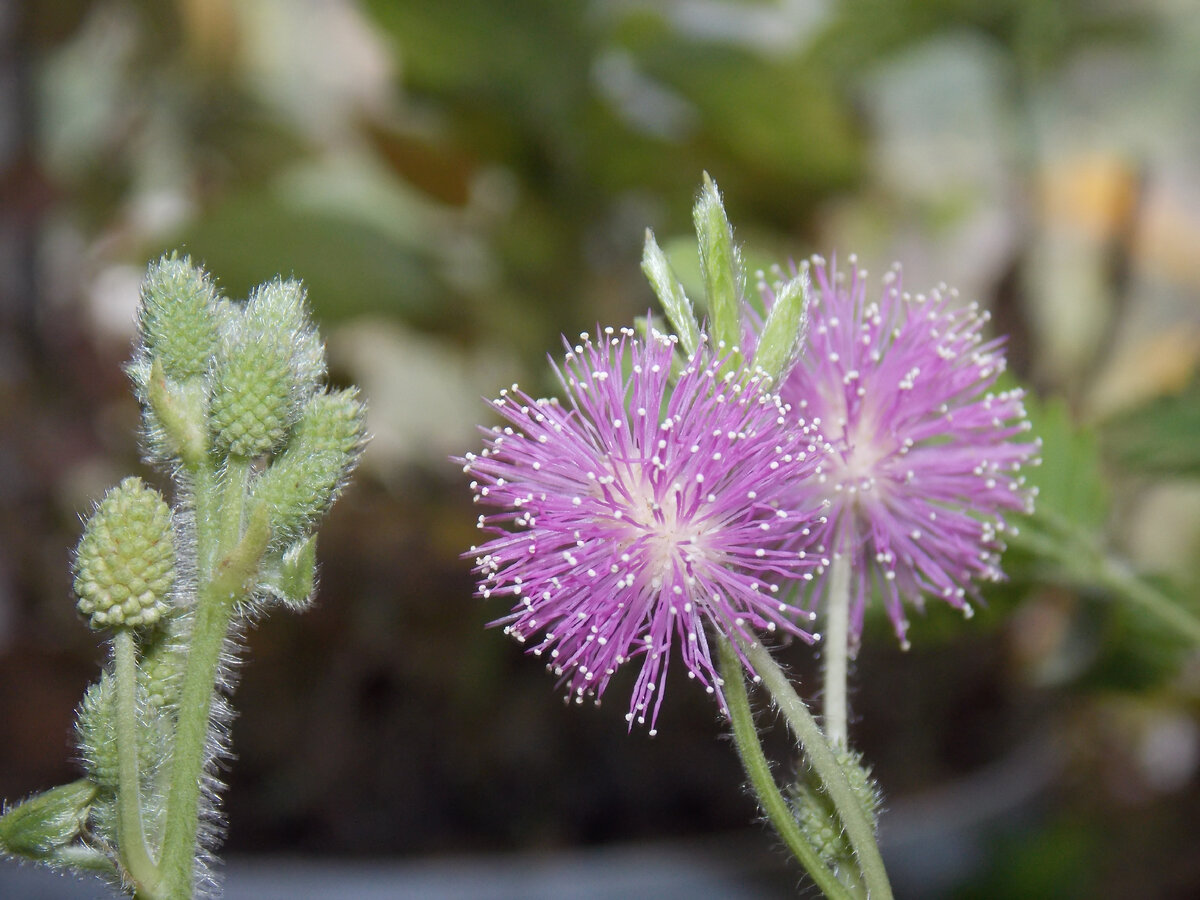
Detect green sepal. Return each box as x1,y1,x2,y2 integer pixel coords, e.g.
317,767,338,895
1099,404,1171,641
753,268,810,383
642,229,702,357
146,358,209,467
693,172,744,363
0,779,98,860
258,537,318,611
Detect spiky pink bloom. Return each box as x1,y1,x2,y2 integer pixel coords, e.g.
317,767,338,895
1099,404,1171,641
462,327,826,733
765,256,1038,649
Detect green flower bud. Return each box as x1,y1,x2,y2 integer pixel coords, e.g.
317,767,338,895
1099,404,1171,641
75,679,121,790
641,228,701,358
138,641,185,711
789,748,882,867
694,172,744,356
0,779,98,860
74,478,176,631
752,266,810,383
75,675,170,791
209,280,326,458
137,253,220,381
252,388,367,543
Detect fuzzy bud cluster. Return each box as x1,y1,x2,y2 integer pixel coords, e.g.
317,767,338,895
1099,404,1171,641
74,478,176,630
128,254,365,558
3,252,368,888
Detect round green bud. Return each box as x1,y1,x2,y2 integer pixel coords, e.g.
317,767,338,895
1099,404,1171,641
252,388,367,543
137,253,220,381
208,280,325,458
74,477,176,630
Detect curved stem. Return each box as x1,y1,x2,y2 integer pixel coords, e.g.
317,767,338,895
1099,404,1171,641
716,635,855,900
741,639,894,900
112,628,161,897
822,553,851,748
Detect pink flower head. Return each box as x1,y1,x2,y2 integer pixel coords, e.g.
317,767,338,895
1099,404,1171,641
767,256,1038,649
462,326,826,733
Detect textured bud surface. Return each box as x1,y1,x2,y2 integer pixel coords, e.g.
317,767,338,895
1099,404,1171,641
74,477,176,630
208,280,325,458
253,388,367,542
76,676,169,790
75,678,121,789
790,748,882,866
138,644,184,710
138,254,220,380
209,336,298,458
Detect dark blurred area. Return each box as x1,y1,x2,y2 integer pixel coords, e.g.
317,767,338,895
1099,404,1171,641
2,1,1199,897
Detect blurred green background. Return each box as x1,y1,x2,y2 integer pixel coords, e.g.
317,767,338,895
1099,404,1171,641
2,1,1199,896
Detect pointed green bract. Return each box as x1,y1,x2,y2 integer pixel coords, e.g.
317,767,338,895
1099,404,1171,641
261,536,319,611
693,172,744,357
641,229,701,356
753,268,810,383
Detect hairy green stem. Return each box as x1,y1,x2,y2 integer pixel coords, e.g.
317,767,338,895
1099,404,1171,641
716,635,855,900
112,629,161,897
822,553,851,748
156,456,258,899
741,639,894,900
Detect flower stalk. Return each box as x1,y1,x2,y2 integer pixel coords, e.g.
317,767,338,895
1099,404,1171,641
822,553,852,749
717,636,857,900
742,638,893,900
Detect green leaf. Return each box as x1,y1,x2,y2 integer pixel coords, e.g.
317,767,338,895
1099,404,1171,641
641,228,701,357
1101,376,1200,477
693,173,744,358
0,780,98,860
753,269,810,383
1023,393,1109,533
1012,391,1200,647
